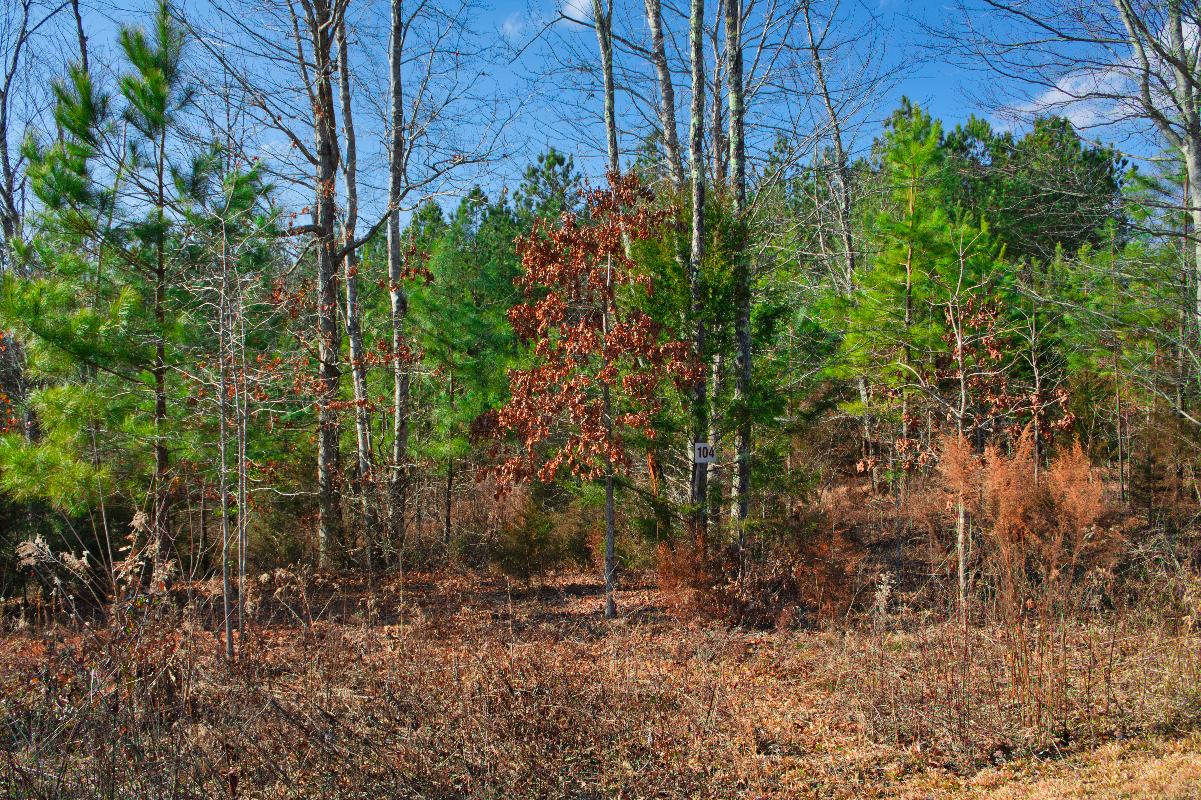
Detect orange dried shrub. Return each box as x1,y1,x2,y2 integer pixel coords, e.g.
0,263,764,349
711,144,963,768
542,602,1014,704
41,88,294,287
1041,439,1120,598
981,432,1041,615
931,430,1123,616
936,433,985,514
655,541,716,620
1046,439,1106,535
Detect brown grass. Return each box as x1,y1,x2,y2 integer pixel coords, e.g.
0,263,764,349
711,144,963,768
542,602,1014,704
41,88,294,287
1,572,1199,799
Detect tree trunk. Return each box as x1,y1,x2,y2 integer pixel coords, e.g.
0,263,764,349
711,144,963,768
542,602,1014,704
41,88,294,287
388,0,411,564
688,0,709,551
900,185,916,458
590,0,621,613
0,1,31,274
153,125,172,565
444,458,454,550
803,3,855,294
218,251,234,662
311,0,343,568
1179,172,1190,409
1183,142,1201,336
726,0,750,529
444,373,455,551
956,498,967,614
236,297,249,639
591,0,619,175
605,379,614,615
709,17,726,187
337,18,376,565
643,0,683,187
70,0,89,73
708,352,726,539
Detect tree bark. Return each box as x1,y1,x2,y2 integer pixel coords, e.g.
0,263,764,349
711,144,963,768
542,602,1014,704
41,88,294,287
153,124,172,563
387,0,411,563
956,498,967,613
444,373,455,551
688,0,709,551
0,0,32,272
725,0,750,528
217,236,234,662
603,382,617,618
310,0,344,568
591,0,619,175
1183,143,1201,333
643,0,683,188
444,458,453,550
602,247,618,618
70,0,88,73
236,294,249,639
803,2,854,294
337,18,376,564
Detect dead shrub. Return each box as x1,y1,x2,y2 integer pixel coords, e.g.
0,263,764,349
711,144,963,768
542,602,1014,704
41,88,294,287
1041,439,1116,596
0,603,767,799
657,509,864,629
931,431,1123,617
654,540,713,618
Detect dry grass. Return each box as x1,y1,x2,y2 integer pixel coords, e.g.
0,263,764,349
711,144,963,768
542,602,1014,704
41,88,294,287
1,573,1199,799
960,734,1201,799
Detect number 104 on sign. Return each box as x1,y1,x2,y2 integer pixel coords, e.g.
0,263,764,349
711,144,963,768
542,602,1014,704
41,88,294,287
693,443,716,464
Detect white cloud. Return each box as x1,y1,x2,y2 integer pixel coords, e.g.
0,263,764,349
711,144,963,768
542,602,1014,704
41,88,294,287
500,13,526,40
1001,65,1133,131
560,0,593,27
999,16,1201,135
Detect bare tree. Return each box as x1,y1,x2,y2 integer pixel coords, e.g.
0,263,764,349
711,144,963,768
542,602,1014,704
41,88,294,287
336,15,376,563
185,0,361,566
687,0,710,549
189,0,502,566
1,0,68,271
726,0,751,532
386,0,411,565
797,0,897,482
644,0,683,187
215,251,236,661
591,0,619,174
305,0,347,567
380,0,504,564
801,0,855,293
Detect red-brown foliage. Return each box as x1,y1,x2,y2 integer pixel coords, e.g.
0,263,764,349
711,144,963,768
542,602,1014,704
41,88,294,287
489,173,693,489
933,431,1121,615
657,508,864,630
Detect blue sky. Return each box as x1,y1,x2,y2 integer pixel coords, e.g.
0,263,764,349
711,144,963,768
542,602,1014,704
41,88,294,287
53,0,1138,215
479,0,1073,170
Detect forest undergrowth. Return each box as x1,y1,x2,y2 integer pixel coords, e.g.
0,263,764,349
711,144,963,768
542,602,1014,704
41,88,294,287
2,559,1200,800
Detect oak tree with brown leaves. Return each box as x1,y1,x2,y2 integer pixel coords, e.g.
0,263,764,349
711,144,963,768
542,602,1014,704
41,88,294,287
490,173,692,618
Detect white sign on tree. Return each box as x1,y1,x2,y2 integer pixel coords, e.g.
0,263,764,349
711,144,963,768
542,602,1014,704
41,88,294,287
693,442,716,464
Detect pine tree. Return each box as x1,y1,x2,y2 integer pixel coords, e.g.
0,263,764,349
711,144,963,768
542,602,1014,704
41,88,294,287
838,101,952,476
409,189,521,550
1,1,208,570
